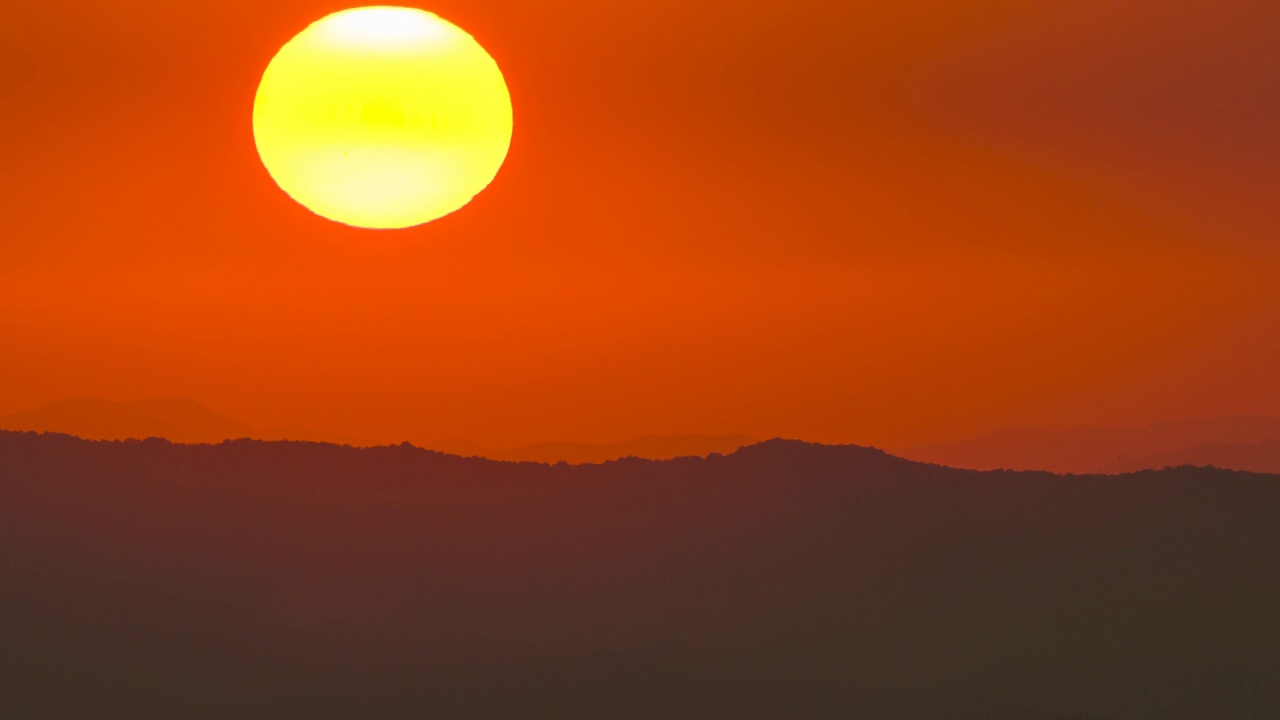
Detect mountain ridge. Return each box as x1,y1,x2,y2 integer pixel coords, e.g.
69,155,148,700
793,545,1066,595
1102,438,1280,475
900,416,1280,474
10,428,1280,478
2,430,1278,717
0,399,756,464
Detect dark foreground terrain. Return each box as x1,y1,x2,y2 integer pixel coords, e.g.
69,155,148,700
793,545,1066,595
2,432,1278,719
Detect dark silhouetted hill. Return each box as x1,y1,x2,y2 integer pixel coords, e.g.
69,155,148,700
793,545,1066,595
901,416,1280,474
2,432,1278,718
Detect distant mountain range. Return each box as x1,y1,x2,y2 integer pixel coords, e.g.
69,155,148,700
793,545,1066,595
0,397,254,445
0,398,753,464
899,416,1280,474
1,431,1277,718
0,397,363,447
7,398,1280,473
430,434,757,464
1102,438,1280,475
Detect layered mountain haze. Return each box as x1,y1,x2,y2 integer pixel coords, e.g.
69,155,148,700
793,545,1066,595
0,398,254,445
0,398,361,447
9,398,1280,473
502,434,756,464
430,434,758,464
2,0,1275,716
1103,439,1280,475
900,417,1280,474
0,398,754,464
2,431,1277,718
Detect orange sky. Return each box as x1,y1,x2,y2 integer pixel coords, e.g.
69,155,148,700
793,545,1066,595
1,0,1277,449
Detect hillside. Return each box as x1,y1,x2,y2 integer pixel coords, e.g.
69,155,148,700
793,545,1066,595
2,432,1278,718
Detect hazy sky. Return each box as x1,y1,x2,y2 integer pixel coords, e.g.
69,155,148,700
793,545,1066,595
1,0,1276,448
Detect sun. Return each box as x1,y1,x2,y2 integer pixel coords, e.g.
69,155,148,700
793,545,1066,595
252,7,513,230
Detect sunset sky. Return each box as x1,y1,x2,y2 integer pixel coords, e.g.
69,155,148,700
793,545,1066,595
2,0,1276,449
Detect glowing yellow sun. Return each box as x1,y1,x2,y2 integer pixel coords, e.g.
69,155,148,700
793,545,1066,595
253,7,513,229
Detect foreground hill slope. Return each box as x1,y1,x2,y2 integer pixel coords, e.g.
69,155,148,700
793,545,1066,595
1,432,1278,719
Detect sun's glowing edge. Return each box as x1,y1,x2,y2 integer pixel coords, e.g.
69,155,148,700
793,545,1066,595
252,6,513,229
